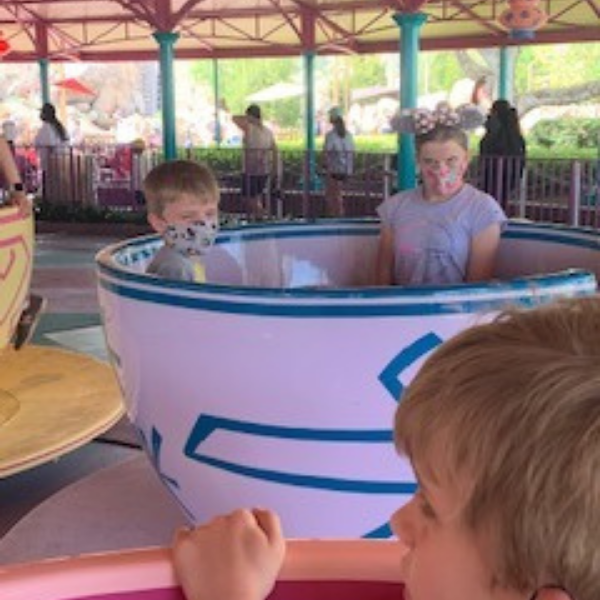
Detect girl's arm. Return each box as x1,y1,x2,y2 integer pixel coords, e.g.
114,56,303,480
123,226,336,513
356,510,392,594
375,226,395,285
466,222,502,282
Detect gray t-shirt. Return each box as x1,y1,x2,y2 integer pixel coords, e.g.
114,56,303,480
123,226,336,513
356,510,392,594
377,184,506,285
147,245,205,282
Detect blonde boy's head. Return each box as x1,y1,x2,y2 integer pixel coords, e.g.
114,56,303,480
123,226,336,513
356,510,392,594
143,160,220,218
395,297,600,600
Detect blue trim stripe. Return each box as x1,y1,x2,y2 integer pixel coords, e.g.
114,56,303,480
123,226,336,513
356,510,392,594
503,229,600,249
97,259,596,299
379,333,443,403
185,414,393,446
97,277,594,317
364,522,398,539
189,454,416,494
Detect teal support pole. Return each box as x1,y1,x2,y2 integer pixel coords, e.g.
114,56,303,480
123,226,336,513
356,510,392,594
213,58,221,146
498,47,514,102
38,58,50,105
393,12,427,191
303,50,317,190
153,31,179,160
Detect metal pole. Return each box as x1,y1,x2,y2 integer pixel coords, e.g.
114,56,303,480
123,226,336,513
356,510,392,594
569,161,582,227
38,58,50,105
213,58,221,146
153,31,180,160
393,12,427,191
498,47,514,102
304,50,317,193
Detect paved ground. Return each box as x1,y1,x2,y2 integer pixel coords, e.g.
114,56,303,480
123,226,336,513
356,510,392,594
0,231,185,563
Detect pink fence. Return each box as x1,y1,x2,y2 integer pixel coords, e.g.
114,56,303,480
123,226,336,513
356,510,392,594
7,144,599,227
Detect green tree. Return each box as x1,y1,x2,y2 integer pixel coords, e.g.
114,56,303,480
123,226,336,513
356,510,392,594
189,57,301,127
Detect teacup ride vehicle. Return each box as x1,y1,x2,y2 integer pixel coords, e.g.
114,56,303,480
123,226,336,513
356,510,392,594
0,204,123,478
96,218,600,538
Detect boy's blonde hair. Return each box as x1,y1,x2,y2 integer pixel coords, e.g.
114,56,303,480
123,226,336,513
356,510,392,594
395,297,600,600
143,160,220,217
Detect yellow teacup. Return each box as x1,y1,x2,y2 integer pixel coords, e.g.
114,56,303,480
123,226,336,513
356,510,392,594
0,205,34,350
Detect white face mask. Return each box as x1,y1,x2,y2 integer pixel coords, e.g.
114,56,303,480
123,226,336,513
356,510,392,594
163,220,219,257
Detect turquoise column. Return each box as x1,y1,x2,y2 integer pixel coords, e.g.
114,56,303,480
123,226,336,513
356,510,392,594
303,50,317,190
38,58,50,105
498,46,514,102
393,12,427,191
153,31,180,160
212,58,221,146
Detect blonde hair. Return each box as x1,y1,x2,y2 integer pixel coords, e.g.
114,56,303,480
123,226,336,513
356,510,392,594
143,160,220,217
395,297,600,600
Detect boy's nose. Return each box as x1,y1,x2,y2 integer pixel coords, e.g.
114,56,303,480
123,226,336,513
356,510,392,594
389,499,418,548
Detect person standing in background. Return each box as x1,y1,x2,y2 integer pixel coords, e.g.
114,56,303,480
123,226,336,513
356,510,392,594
34,102,69,202
322,107,355,218
479,99,526,205
233,104,279,221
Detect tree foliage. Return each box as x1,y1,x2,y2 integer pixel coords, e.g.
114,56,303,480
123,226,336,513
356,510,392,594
187,43,600,128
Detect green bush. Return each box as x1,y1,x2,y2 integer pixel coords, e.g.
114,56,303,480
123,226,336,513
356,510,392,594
529,118,600,150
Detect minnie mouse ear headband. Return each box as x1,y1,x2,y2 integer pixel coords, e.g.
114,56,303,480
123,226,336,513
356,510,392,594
396,102,485,135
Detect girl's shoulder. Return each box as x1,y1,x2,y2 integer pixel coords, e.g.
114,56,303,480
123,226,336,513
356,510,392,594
380,189,421,211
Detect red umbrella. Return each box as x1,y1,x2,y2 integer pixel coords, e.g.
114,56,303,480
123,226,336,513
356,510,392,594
54,78,96,96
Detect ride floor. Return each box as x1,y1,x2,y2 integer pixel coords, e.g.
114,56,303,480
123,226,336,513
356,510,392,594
0,231,188,566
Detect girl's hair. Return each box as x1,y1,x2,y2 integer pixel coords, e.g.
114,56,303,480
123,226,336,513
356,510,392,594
484,100,525,156
40,103,68,142
415,125,468,154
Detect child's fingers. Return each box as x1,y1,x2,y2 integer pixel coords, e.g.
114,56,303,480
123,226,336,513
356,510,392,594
252,508,284,546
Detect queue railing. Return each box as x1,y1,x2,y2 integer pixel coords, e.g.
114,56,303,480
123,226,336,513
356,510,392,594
9,144,599,228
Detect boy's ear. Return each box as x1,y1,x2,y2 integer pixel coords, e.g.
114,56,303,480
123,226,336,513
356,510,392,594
535,587,572,600
148,213,165,234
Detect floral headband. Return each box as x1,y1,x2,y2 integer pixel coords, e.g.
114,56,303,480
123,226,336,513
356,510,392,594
396,102,485,135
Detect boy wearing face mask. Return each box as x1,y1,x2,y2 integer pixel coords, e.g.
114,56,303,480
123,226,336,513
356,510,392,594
376,106,506,286
144,160,220,283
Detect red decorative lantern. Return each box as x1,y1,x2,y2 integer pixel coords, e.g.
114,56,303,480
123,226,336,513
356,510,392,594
498,0,548,40
0,32,11,57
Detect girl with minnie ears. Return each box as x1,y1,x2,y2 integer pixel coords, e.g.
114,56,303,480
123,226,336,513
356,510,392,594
375,102,507,286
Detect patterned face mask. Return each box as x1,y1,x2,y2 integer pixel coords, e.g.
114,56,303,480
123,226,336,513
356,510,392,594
421,163,466,197
163,220,219,257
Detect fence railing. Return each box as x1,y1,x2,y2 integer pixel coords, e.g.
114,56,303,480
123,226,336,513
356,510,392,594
10,144,600,227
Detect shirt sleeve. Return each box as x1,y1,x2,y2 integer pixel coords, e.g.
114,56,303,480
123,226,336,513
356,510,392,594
376,195,399,226
470,192,508,236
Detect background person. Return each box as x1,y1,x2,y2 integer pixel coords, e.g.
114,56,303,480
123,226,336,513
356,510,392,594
172,296,600,600
479,99,527,205
34,102,69,202
144,160,220,283
322,106,355,217
376,103,506,286
233,104,279,220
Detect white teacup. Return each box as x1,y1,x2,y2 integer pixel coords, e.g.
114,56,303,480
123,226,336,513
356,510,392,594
96,220,599,537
